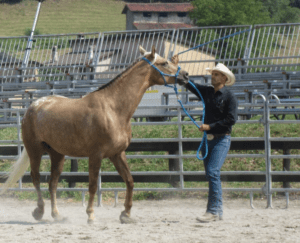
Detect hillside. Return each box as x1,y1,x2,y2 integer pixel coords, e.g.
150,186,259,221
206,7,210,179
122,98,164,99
0,0,126,36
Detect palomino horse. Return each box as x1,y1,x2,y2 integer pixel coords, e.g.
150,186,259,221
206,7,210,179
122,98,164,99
0,46,189,224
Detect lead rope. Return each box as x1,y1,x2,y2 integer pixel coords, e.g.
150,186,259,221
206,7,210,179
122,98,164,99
174,81,208,160
142,57,208,160
177,28,251,55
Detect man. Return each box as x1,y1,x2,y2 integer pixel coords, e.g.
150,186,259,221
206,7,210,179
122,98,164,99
176,61,238,222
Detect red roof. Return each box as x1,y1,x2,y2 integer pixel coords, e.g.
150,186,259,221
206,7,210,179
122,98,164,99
122,3,194,14
133,23,194,30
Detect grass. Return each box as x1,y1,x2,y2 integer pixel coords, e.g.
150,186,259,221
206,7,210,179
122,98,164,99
0,114,299,201
0,0,126,36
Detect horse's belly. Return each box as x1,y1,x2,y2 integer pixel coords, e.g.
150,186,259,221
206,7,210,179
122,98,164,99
41,129,99,157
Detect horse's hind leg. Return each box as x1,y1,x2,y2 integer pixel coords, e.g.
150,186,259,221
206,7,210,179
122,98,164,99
48,149,65,221
29,151,44,221
110,151,135,224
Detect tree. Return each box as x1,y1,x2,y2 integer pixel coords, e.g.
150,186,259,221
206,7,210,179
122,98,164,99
261,0,300,23
290,0,300,8
188,0,293,73
189,0,271,27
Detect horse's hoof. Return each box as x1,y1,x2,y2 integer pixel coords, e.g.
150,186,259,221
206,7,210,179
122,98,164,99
32,207,44,221
119,211,136,224
87,213,96,225
87,218,95,225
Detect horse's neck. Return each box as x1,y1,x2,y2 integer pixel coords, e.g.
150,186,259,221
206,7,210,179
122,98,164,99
95,61,151,121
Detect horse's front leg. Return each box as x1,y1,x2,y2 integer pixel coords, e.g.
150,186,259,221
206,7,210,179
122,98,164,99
86,153,102,224
110,151,135,224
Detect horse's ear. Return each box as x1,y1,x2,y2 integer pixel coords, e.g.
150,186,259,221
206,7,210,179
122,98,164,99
150,46,156,59
139,46,146,55
171,54,179,65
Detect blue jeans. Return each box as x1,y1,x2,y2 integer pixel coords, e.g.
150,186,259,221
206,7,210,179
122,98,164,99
201,135,231,217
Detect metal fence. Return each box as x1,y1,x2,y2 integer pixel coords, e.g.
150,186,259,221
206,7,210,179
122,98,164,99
0,99,299,208
170,25,252,75
247,23,300,73
1,24,299,119
0,23,300,207
1,23,299,84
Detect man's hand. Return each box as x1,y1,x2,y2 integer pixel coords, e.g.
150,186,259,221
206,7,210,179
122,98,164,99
199,124,210,132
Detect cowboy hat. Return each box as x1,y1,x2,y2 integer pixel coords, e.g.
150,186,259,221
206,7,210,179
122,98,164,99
206,63,235,86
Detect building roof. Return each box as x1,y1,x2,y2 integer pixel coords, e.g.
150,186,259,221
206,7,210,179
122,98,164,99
122,3,194,14
133,23,194,30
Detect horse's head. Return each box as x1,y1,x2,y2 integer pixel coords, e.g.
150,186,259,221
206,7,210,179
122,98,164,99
139,46,189,86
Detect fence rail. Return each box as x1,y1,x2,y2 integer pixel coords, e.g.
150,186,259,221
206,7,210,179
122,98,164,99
0,100,299,208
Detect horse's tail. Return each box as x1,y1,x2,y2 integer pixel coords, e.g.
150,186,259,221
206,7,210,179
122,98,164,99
0,149,30,195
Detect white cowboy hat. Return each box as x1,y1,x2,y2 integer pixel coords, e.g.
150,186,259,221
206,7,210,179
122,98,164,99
206,63,236,86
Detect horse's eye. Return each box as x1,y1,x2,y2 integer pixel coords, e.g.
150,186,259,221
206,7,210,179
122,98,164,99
163,62,168,66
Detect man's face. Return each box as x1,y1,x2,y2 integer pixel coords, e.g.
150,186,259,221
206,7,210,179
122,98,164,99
211,71,227,87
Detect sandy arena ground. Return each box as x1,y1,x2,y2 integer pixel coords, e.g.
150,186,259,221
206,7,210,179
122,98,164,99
0,196,299,243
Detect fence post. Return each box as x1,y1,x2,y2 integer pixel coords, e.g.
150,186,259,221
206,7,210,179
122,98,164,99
169,149,180,188
92,32,104,70
3,102,8,121
97,169,102,207
16,69,23,83
283,148,291,189
237,59,242,80
17,111,23,190
177,107,184,189
17,111,22,156
24,91,30,108
69,159,78,188
89,66,94,81
22,0,42,70
171,29,180,59
243,90,253,120
264,96,272,208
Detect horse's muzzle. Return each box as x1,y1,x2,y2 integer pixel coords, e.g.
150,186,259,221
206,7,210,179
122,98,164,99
177,70,189,85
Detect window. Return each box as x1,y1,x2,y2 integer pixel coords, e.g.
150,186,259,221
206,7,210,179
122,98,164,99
177,12,187,17
143,12,152,18
158,12,168,18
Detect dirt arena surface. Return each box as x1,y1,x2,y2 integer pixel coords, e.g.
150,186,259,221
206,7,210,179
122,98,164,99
0,197,299,243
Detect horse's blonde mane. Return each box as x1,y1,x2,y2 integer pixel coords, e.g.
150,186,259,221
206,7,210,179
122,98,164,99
93,52,161,93
93,57,144,92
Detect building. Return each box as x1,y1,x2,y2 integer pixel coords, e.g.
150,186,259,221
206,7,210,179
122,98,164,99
121,3,194,30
